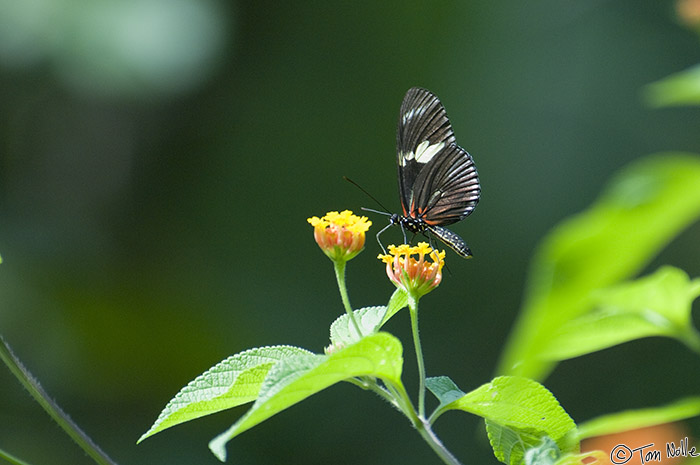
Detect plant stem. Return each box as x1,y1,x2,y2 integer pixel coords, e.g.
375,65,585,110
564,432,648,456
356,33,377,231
0,336,119,465
346,377,403,411
415,419,464,465
333,260,363,337
389,380,463,465
335,264,460,464
0,447,34,465
408,294,426,418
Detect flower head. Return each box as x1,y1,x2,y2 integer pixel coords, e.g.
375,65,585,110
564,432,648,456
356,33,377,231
308,210,372,263
378,242,445,298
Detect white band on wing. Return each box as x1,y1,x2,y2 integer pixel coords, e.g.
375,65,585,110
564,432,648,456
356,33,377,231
399,140,445,166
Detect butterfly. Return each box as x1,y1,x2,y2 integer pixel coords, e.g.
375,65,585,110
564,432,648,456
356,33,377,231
376,87,481,258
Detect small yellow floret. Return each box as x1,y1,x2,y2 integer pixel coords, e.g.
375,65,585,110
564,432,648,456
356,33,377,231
307,210,371,232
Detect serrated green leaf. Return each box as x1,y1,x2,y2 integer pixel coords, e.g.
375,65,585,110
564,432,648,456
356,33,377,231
447,376,578,465
541,266,700,360
138,345,312,443
381,288,408,325
644,64,700,107
327,289,408,349
329,306,386,346
498,153,700,380
487,422,550,465
578,396,700,440
209,332,404,462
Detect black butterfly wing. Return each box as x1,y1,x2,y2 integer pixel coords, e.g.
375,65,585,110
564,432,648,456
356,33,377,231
396,87,456,216
410,143,480,226
396,87,480,225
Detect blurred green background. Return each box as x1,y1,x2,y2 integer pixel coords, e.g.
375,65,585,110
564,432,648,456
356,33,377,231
2,1,700,464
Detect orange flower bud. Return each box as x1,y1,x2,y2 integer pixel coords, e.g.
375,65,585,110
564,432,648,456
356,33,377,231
378,242,445,298
307,210,372,263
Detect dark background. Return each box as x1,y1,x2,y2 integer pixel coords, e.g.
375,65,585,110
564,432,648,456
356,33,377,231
1,1,700,464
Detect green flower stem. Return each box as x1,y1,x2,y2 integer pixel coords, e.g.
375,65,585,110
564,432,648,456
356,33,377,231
387,380,463,465
0,337,119,465
416,418,464,465
408,294,426,418
345,356,461,464
333,260,363,337
427,407,443,426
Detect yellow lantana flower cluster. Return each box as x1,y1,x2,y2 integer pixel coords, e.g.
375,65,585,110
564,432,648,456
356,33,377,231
378,242,445,298
307,210,372,263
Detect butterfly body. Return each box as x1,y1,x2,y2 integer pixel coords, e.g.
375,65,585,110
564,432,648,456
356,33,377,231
380,87,481,258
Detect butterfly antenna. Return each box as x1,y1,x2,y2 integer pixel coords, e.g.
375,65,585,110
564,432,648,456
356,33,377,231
343,176,392,214
362,207,391,217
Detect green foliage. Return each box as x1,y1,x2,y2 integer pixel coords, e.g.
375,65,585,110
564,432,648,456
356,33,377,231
138,345,313,443
425,376,466,417
645,64,700,107
541,266,700,360
578,396,700,440
498,153,700,380
523,437,560,465
492,152,700,465
328,289,407,347
142,286,411,460
444,377,578,465
329,305,386,346
207,332,403,461
425,376,582,465
142,313,580,465
381,288,409,325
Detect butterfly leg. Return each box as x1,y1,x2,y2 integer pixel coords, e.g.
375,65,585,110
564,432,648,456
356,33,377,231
375,223,392,255
426,233,437,251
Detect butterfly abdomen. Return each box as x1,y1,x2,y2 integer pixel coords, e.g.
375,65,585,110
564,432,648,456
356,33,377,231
426,225,472,258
